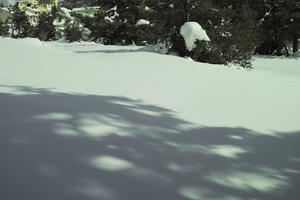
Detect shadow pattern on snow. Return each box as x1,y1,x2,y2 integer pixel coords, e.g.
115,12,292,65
0,85,299,200
74,47,160,55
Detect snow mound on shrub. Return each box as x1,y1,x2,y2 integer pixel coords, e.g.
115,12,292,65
136,19,150,26
180,22,210,51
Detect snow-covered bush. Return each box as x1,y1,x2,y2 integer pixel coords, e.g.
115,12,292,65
136,19,150,26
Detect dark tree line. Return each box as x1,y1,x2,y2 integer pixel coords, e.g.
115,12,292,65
73,0,299,67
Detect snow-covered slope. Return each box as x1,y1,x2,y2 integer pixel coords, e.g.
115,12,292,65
1,38,299,134
0,38,299,200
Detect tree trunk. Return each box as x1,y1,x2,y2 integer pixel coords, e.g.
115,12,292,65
293,33,298,53
283,42,290,57
183,0,190,22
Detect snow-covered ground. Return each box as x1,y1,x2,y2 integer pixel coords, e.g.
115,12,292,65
0,38,299,200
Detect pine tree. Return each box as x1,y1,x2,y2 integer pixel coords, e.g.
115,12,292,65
254,0,299,56
80,4,117,43
196,0,258,67
64,20,84,42
35,11,56,41
87,0,154,45
111,0,154,45
0,19,9,37
284,0,299,54
11,3,34,38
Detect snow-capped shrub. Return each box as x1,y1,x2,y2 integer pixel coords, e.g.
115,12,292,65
136,19,150,26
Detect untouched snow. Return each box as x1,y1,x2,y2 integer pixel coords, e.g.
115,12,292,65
0,38,298,134
0,38,300,200
180,22,210,51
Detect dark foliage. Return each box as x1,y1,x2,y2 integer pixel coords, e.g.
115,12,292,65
0,19,9,36
34,9,56,41
64,20,84,42
254,0,300,56
11,4,34,38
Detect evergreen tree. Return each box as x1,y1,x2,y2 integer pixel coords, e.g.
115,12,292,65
0,19,9,37
255,0,300,56
196,0,258,67
11,3,34,38
51,5,59,19
64,20,84,42
35,11,55,41
87,4,118,44
94,0,152,45
86,0,154,45
118,0,155,45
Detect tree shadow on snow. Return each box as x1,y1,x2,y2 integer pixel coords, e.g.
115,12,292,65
74,47,159,55
0,85,299,200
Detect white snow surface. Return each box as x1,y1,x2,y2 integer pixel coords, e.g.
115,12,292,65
180,22,210,51
0,38,300,200
1,38,298,134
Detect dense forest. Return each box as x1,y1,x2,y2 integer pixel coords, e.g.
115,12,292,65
0,0,299,67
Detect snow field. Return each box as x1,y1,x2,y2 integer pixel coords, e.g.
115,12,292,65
0,38,299,134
